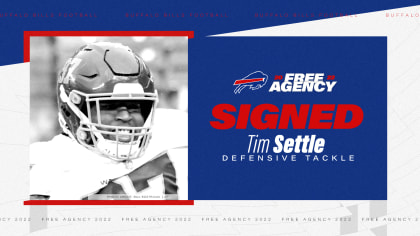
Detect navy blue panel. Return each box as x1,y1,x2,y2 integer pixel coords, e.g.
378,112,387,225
189,37,387,200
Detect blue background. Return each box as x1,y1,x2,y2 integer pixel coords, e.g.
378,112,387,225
189,37,387,200
0,0,419,65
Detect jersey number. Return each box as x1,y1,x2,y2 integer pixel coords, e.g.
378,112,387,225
90,153,178,198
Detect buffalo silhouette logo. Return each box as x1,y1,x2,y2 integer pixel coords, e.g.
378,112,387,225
233,71,268,94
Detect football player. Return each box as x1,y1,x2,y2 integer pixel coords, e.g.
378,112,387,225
30,42,188,200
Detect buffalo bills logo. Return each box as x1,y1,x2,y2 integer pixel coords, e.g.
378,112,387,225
233,71,268,94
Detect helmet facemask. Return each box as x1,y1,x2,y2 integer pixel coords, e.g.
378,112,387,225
59,85,158,164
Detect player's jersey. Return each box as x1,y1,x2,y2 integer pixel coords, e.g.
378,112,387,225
30,109,188,200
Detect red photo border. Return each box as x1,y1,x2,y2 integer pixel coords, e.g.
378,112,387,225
24,31,194,206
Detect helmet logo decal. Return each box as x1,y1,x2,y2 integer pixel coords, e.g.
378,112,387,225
58,58,82,85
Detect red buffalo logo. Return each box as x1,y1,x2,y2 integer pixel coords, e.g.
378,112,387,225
233,71,268,94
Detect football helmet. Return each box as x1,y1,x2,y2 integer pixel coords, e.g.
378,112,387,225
57,42,158,164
